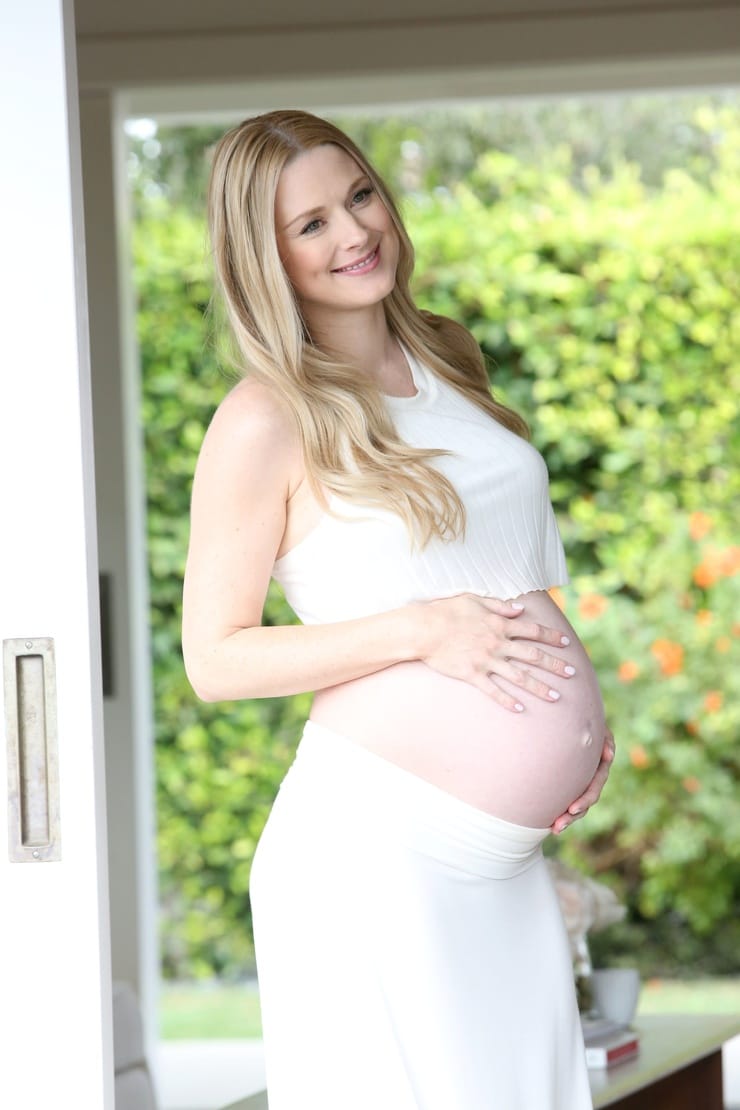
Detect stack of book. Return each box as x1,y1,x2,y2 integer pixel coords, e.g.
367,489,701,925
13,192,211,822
581,1016,640,1069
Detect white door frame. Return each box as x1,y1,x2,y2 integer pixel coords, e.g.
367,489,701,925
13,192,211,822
0,0,113,1104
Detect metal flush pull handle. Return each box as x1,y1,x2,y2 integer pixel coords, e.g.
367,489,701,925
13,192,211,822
4,638,61,862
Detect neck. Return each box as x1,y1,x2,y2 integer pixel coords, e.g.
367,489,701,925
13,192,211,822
303,302,411,391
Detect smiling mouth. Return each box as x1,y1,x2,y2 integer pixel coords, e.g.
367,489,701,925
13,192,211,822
332,246,380,274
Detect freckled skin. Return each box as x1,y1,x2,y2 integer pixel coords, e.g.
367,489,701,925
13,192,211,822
312,589,605,828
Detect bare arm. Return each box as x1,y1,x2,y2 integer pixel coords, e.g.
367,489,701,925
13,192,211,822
182,382,420,701
182,382,574,706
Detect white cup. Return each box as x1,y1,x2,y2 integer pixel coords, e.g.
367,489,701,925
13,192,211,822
590,967,641,1025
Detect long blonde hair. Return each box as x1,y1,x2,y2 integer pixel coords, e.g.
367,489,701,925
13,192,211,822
207,109,527,544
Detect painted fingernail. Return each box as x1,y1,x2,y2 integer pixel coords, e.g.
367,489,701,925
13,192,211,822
564,665,576,676
560,635,570,646
548,689,561,700
514,702,525,712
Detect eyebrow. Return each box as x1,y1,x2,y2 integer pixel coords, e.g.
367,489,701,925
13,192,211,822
282,174,372,232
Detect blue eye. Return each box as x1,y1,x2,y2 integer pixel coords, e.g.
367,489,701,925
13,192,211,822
300,218,322,235
352,186,374,204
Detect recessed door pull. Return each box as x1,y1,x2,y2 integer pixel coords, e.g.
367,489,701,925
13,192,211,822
4,637,61,862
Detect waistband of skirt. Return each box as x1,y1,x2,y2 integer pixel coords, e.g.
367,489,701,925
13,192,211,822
288,720,550,880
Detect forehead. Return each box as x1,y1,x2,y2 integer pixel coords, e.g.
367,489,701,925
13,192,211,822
275,144,366,218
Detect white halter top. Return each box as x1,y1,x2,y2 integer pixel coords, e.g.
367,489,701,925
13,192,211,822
272,351,568,624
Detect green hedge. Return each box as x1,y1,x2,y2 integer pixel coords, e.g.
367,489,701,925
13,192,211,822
134,104,739,979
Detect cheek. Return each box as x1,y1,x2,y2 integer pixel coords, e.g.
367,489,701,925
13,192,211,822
281,254,302,289
301,241,330,271
378,213,400,256
280,247,317,294
384,228,401,273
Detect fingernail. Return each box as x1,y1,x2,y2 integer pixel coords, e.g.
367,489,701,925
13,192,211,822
514,702,525,712
511,602,524,610
560,635,570,646
564,665,576,676
570,805,583,815
548,689,561,701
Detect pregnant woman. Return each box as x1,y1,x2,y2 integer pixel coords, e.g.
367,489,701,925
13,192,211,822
183,110,615,1109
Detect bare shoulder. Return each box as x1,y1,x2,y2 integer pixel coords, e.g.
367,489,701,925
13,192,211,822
207,376,297,450
197,376,302,488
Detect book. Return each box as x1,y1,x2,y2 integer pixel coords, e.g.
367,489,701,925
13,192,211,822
580,1016,627,1044
585,1029,640,1068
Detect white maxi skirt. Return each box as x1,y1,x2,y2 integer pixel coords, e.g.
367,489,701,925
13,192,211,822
250,720,593,1110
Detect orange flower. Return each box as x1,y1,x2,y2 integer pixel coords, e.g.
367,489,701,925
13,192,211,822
685,720,699,736
630,745,650,769
695,609,713,627
578,593,608,620
693,557,720,589
693,546,739,588
715,636,731,654
704,690,723,714
733,623,740,637
650,638,684,676
688,511,713,540
618,660,640,682
548,586,567,612
682,776,701,794
719,546,740,576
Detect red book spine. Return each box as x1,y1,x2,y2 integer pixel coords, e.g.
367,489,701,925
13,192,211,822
586,1035,640,1068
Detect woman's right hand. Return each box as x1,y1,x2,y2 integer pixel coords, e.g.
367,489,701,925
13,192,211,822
418,593,575,713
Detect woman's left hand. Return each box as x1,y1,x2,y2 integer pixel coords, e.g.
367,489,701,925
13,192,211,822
551,727,616,835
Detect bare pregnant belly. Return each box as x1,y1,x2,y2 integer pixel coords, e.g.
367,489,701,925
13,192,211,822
310,590,606,828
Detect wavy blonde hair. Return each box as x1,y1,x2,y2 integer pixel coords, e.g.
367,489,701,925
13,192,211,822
207,109,528,544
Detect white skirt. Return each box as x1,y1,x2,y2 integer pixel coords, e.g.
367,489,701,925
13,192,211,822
250,720,592,1110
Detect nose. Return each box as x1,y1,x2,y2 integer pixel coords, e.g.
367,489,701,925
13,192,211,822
335,207,370,251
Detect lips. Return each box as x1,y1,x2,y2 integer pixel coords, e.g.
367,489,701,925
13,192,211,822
332,245,379,274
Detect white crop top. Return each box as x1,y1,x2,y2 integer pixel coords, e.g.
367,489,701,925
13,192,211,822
272,350,568,624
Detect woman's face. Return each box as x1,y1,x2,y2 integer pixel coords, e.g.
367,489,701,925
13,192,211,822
274,144,400,324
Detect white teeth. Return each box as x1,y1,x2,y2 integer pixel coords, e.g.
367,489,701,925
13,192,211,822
337,247,376,272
